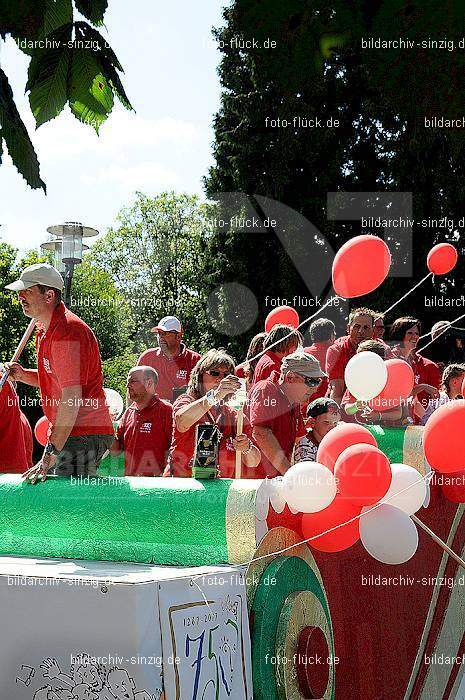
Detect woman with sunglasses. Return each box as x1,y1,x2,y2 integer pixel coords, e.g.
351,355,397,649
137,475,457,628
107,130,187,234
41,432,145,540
166,349,261,477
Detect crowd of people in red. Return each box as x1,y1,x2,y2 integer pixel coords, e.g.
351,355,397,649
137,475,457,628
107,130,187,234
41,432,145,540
1,264,464,482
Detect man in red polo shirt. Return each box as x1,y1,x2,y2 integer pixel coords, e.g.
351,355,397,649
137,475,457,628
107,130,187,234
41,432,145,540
326,307,375,404
6,263,113,483
252,325,301,385
249,351,326,477
111,366,172,476
304,318,336,400
137,316,200,402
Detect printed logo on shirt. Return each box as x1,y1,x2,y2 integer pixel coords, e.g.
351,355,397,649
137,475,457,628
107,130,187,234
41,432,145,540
140,422,152,433
176,369,188,380
42,357,52,374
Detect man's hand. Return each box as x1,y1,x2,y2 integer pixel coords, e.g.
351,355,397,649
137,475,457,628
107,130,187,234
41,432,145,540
22,453,57,484
5,361,27,382
214,375,241,401
232,434,250,452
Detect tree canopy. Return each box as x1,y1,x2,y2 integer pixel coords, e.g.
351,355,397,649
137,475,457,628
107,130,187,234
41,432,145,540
0,0,132,191
205,0,465,353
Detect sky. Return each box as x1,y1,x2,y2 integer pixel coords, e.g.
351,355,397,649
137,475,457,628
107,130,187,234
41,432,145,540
0,0,225,252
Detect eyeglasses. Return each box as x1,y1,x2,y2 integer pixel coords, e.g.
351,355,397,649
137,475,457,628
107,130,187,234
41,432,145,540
205,369,230,378
303,376,322,387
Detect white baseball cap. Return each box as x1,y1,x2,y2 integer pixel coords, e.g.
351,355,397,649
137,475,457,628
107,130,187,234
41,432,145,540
151,316,182,333
5,263,64,292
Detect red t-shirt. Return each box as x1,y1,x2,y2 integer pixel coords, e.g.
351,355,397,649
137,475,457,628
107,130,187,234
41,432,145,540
36,303,113,436
252,351,282,385
167,394,254,478
115,395,172,476
137,344,201,402
0,381,31,472
391,348,441,423
304,342,331,399
249,371,305,478
326,336,357,384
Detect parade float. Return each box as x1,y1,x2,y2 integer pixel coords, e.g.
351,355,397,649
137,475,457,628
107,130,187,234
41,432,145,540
1,235,463,700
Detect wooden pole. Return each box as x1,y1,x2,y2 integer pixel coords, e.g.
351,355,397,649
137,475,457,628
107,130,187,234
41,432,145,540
0,318,37,390
412,514,465,571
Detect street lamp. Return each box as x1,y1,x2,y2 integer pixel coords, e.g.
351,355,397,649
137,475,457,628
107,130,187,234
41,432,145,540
43,222,98,305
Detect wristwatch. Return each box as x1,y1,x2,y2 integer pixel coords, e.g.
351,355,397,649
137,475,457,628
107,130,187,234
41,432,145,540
44,441,60,458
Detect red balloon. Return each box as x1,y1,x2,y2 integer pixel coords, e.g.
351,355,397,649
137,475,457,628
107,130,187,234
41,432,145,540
427,243,458,275
334,444,392,506
317,423,377,471
34,415,50,446
369,359,414,412
265,306,299,332
424,400,465,473
301,495,362,552
441,470,465,503
332,235,391,299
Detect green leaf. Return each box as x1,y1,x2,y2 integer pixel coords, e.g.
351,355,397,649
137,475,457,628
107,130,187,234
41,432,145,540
73,22,133,111
0,68,46,191
74,0,108,26
26,24,73,127
43,0,73,36
68,47,113,131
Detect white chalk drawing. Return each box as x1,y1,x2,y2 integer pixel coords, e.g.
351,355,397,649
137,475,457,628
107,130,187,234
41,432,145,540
17,653,164,700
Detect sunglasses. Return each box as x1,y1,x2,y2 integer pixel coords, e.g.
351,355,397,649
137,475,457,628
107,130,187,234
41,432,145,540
205,369,230,378
302,376,322,387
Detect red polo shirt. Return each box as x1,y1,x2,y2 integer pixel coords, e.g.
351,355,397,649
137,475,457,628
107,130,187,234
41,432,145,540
252,351,282,385
36,303,113,436
249,371,305,478
138,344,200,402
167,394,255,478
304,342,331,399
115,395,172,476
0,381,32,472
326,336,357,384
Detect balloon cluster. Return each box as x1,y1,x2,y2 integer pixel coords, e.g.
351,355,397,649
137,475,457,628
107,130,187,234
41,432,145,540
344,351,414,410
273,424,427,565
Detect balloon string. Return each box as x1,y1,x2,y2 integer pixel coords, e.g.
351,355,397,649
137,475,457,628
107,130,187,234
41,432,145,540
382,273,432,317
417,311,465,353
245,295,343,367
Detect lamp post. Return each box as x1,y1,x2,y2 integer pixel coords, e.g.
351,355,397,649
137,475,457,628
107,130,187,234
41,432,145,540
42,222,98,306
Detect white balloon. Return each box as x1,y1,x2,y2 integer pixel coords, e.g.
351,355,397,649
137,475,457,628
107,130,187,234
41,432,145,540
381,463,427,515
269,477,287,514
360,504,418,564
282,461,337,513
344,351,388,401
104,388,124,420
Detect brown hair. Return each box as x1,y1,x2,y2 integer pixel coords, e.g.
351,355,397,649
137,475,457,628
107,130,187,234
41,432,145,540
187,349,235,399
441,363,465,395
389,317,421,343
263,324,302,354
356,339,386,359
348,307,376,326
245,332,267,375
37,284,62,304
